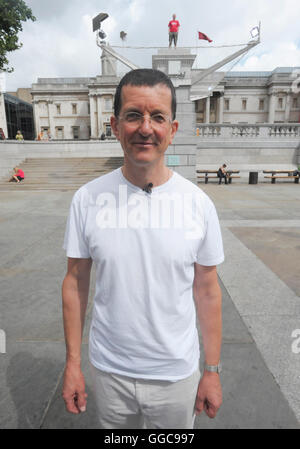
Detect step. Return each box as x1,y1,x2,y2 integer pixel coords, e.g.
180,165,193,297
0,156,124,191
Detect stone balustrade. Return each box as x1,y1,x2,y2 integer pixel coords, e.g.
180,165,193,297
196,124,300,138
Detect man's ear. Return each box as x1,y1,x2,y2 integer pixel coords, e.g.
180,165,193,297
110,116,120,140
169,120,179,144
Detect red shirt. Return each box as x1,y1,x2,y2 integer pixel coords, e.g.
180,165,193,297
17,169,24,178
168,20,180,33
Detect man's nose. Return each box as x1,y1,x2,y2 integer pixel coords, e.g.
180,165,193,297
138,116,154,135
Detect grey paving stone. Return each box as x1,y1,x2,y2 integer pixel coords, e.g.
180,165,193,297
41,347,99,429
0,342,66,429
195,343,299,429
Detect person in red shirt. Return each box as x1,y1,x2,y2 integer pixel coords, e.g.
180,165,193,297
9,167,25,183
168,14,180,48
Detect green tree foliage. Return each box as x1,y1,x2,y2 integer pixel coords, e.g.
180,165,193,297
0,0,36,72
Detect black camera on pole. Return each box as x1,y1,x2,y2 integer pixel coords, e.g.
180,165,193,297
93,13,109,42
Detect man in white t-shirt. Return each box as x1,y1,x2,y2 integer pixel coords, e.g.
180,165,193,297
62,68,224,429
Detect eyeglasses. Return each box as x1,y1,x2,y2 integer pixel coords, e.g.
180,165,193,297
119,111,172,128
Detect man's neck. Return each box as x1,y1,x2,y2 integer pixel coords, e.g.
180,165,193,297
121,164,172,190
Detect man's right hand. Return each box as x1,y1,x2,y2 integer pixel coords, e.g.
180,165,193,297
62,362,88,414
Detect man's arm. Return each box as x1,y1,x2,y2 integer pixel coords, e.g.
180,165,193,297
193,263,222,418
62,257,92,414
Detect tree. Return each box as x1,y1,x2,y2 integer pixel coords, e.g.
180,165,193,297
0,0,36,72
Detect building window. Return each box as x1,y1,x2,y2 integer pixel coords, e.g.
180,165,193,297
196,99,204,112
87,103,90,114
72,103,77,115
278,98,283,109
56,127,64,139
224,99,230,111
259,99,264,111
242,99,247,111
104,97,112,111
210,97,216,111
292,97,298,109
105,124,112,137
56,104,61,115
4,93,35,140
72,126,80,139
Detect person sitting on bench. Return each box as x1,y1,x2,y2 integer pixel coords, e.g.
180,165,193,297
217,164,227,185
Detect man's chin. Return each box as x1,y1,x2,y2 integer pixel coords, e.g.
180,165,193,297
125,153,158,167
132,157,155,167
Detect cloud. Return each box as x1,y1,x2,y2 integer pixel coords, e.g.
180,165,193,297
235,43,300,71
24,0,80,23
128,0,146,23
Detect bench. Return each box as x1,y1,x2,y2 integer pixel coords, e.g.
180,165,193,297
197,170,240,184
264,175,299,184
263,170,300,184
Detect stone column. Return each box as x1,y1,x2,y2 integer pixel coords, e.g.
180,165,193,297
89,95,97,139
97,95,103,137
285,92,291,123
0,93,8,137
47,101,55,137
32,101,40,138
218,94,224,124
268,94,276,123
175,85,196,135
205,96,210,124
101,50,117,76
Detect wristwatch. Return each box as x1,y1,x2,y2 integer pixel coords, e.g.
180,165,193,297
204,362,222,374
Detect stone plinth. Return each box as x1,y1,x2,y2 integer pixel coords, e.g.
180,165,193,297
165,136,197,182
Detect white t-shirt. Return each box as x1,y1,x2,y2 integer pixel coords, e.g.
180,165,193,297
63,168,224,381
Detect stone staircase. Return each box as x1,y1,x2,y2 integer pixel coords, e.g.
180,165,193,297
0,157,124,191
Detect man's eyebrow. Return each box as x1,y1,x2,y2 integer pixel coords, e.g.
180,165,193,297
150,109,168,115
123,107,167,115
122,107,141,113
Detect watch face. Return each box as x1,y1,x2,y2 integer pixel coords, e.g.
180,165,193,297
205,363,222,373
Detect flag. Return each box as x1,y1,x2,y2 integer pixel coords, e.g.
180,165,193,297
198,31,212,43
120,31,127,41
250,26,259,39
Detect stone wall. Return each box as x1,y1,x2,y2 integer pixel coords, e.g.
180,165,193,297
166,136,197,182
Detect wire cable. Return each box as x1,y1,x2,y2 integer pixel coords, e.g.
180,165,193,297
110,43,249,50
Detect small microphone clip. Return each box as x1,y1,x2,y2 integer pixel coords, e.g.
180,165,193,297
143,182,153,194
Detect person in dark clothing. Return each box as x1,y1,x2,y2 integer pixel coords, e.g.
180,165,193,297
217,164,227,185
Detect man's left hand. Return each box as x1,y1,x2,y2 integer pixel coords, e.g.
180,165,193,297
194,371,222,418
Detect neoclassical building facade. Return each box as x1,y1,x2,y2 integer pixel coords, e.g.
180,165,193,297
194,68,300,126
30,48,300,140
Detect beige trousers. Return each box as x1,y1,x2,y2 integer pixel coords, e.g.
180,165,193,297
90,363,201,429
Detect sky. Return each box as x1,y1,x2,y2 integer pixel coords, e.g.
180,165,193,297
3,0,300,92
